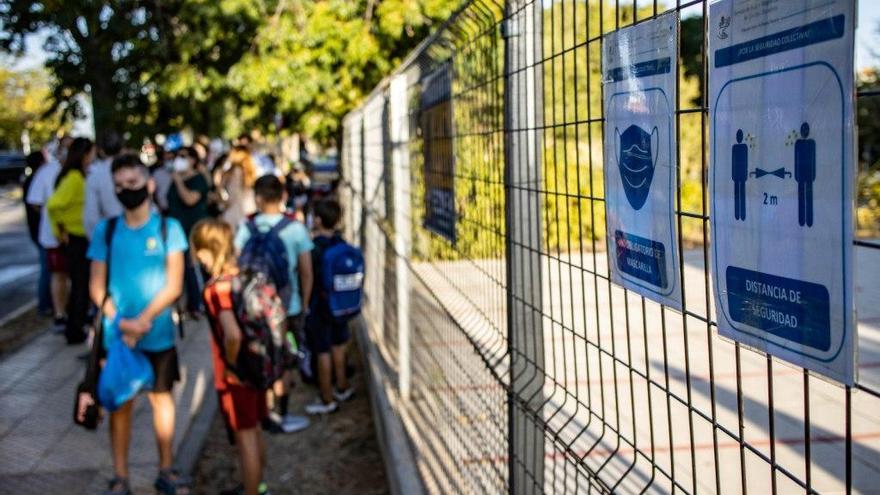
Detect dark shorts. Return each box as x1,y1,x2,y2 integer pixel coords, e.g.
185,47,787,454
305,312,351,354
46,247,67,273
143,347,181,393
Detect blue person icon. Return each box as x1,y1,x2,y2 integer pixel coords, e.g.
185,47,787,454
731,129,748,221
794,122,816,227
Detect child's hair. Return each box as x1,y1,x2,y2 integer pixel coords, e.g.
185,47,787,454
111,153,148,176
228,145,257,187
313,198,342,229
177,145,200,165
56,136,93,187
254,174,284,203
26,151,45,170
190,218,236,278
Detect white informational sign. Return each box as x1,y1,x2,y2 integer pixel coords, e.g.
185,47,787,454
603,12,682,310
709,0,856,384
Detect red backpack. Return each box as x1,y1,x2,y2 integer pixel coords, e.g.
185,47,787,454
210,272,289,389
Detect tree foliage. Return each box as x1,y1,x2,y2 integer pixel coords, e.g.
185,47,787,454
0,67,64,149
857,67,880,236
0,0,459,144
0,0,177,140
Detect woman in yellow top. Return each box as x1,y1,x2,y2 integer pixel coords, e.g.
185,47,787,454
47,137,95,344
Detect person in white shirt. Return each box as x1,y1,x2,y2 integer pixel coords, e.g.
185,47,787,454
151,147,175,214
25,146,69,331
84,131,124,239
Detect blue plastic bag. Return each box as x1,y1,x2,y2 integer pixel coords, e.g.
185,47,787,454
98,332,155,412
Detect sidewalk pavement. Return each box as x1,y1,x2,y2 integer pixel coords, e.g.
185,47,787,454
0,319,213,494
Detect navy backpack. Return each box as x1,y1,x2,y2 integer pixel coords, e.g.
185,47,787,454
239,218,292,296
320,237,365,321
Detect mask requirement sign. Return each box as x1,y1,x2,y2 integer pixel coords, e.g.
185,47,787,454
709,0,856,384
603,12,682,310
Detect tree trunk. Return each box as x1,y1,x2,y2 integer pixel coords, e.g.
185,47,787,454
89,76,115,140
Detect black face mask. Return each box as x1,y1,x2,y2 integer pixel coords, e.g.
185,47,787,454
116,185,150,210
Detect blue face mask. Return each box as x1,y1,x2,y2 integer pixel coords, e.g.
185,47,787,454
615,124,659,211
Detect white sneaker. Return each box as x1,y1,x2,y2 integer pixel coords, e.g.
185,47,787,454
333,387,355,402
304,399,339,415
267,412,310,433
281,414,310,433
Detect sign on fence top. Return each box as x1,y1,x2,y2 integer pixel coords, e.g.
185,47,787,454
420,64,456,243
709,0,856,385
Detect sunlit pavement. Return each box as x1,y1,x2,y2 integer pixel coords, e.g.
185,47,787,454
398,246,880,493
0,318,212,494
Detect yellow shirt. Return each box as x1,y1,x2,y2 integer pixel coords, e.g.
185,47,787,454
46,170,87,238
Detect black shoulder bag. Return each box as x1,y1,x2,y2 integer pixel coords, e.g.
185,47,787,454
73,217,118,429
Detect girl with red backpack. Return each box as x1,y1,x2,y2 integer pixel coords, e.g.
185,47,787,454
191,218,286,495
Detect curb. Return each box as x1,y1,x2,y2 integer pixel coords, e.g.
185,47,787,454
355,317,426,495
0,298,37,328
0,299,51,362
174,386,218,476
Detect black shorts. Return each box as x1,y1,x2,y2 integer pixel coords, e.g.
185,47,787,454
305,313,351,354
143,347,181,393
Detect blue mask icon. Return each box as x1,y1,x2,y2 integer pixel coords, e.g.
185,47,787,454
615,125,659,211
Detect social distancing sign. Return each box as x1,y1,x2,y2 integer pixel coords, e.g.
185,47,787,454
709,0,856,384
603,12,682,310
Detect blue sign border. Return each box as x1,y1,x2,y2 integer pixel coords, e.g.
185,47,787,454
607,87,678,299
711,61,848,363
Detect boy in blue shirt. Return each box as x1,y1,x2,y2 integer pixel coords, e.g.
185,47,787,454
87,154,190,495
234,174,314,433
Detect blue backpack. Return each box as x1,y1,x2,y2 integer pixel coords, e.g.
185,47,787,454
320,237,365,321
239,218,292,294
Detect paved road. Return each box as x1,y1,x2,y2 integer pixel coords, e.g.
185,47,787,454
0,184,40,321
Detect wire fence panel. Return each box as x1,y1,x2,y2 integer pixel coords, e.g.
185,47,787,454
341,1,880,493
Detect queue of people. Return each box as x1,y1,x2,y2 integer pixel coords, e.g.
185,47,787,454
23,131,360,495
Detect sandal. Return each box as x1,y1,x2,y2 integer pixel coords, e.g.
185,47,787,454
103,476,131,495
154,468,192,495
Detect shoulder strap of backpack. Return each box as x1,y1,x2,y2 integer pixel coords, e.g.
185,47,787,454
207,280,237,371
160,214,168,245
105,216,118,285
86,216,118,382
245,219,259,237
268,216,292,237
331,233,345,247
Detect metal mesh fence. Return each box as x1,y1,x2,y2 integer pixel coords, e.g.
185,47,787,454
340,1,880,493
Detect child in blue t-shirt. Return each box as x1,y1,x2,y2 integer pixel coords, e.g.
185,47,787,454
234,174,313,434
85,154,190,495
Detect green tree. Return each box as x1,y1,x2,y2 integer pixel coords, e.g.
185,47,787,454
0,67,64,149
149,0,265,138
857,67,880,237
0,1,458,144
225,0,458,144
0,1,172,138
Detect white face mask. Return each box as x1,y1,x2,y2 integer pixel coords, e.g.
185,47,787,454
173,157,190,173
